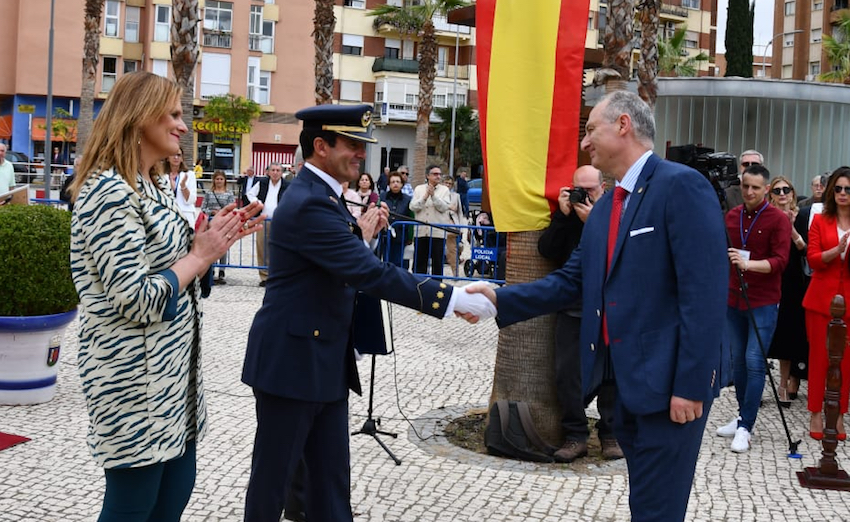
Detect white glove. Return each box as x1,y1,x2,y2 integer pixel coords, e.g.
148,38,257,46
452,286,497,320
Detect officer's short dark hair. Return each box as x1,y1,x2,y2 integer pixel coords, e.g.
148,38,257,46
300,130,338,159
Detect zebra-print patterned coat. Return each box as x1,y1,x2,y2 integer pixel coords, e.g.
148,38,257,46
71,168,206,469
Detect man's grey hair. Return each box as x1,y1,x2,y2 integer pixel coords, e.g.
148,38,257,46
293,146,304,167
599,91,655,144
0,143,6,152
268,162,282,169
739,149,763,164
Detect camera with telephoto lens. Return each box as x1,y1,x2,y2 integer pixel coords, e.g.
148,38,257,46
569,187,589,205
666,144,738,190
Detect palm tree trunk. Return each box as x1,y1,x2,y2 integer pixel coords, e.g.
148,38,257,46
411,20,438,188
314,0,335,106
77,0,104,152
601,0,635,92
172,0,200,166
637,0,659,107
490,230,561,444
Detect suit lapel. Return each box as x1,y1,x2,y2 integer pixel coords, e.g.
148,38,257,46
302,169,363,239
608,153,660,278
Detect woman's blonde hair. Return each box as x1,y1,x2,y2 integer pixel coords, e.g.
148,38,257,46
69,71,183,200
768,176,797,212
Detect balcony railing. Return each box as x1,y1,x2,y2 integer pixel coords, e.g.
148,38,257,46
373,57,419,74
249,35,274,53
204,31,232,49
660,3,689,18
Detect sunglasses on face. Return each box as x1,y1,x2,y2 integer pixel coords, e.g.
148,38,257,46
835,186,850,194
771,186,792,195
741,162,761,168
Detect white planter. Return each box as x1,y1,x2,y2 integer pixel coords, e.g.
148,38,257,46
0,309,77,405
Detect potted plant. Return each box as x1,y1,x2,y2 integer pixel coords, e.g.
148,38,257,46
0,204,79,404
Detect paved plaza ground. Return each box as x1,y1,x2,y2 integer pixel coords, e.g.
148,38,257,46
3,269,850,521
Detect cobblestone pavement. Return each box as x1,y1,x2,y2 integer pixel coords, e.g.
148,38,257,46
3,270,850,521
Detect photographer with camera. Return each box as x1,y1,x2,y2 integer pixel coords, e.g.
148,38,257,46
537,165,622,462
716,164,790,453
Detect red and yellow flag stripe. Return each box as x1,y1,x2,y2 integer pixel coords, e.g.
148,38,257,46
476,0,590,232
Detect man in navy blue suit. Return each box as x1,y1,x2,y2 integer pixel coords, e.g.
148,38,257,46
463,91,727,522
241,104,493,522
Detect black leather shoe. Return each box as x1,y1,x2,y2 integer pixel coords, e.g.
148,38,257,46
601,438,624,460
259,281,266,287
553,440,588,463
283,510,306,522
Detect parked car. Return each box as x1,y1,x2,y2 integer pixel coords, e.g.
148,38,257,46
7,151,36,184
468,178,482,206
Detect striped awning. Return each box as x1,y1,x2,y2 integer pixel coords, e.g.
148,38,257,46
0,115,11,140
252,146,296,175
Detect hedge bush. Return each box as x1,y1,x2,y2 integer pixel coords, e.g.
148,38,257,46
0,205,79,316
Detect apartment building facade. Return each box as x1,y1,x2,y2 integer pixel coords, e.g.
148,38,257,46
330,0,477,176
770,0,847,81
0,0,314,174
587,0,717,79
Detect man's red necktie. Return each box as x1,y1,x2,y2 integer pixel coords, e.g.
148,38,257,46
603,186,628,345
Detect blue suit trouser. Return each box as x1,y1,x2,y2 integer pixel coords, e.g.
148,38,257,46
614,392,711,522
244,390,352,522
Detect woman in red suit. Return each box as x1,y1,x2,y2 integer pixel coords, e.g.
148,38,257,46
802,166,850,439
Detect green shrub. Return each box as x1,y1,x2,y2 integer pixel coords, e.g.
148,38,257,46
0,205,79,316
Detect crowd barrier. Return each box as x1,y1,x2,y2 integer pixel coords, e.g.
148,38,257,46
212,219,506,285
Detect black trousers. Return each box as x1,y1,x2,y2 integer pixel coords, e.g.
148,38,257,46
244,391,352,522
555,312,616,441
413,237,445,276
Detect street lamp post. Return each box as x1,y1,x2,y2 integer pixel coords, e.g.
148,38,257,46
762,29,804,78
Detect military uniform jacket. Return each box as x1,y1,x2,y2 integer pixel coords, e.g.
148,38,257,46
242,167,453,403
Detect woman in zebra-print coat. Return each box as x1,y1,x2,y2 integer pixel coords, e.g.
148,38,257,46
68,72,264,522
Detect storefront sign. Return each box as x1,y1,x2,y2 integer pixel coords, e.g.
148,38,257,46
193,120,251,135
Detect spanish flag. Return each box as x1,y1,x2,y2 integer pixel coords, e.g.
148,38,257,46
476,0,590,232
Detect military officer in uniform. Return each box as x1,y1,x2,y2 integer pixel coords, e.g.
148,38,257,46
241,104,492,522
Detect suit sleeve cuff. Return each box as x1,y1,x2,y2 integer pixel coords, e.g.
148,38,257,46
157,269,180,321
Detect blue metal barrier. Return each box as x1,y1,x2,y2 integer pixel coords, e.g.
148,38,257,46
212,218,506,286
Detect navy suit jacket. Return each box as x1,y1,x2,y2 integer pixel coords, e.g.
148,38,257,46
242,167,453,403
497,154,727,415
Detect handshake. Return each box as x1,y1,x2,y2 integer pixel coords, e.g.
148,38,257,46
452,284,498,323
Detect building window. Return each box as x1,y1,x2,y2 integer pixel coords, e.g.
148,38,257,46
261,20,274,53
204,0,233,47
123,60,139,74
249,6,263,51
684,31,698,49
813,1,823,9
155,5,171,42
386,0,402,6
437,47,448,76
340,80,362,102
104,1,120,37
811,61,821,76
434,93,446,107
385,38,401,59
342,34,364,56
125,6,140,43
102,57,117,92
247,59,270,105
784,34,795,47
682,0,700,8
812,28,822,43
782,64,793,78
375,91,384,103
343,0,366,8
152,59,168,78
448,93,466,107
598,6,607,33
587,13,594,30
201,53,231,98
785,1,795,16
756,68,765,78
405,93,418,106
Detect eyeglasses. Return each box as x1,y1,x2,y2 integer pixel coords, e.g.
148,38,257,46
835,186,850,194
771,187,792,195
741,162,761,168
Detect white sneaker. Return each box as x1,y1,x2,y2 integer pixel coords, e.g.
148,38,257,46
716,416,741,437
730,427,751,453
